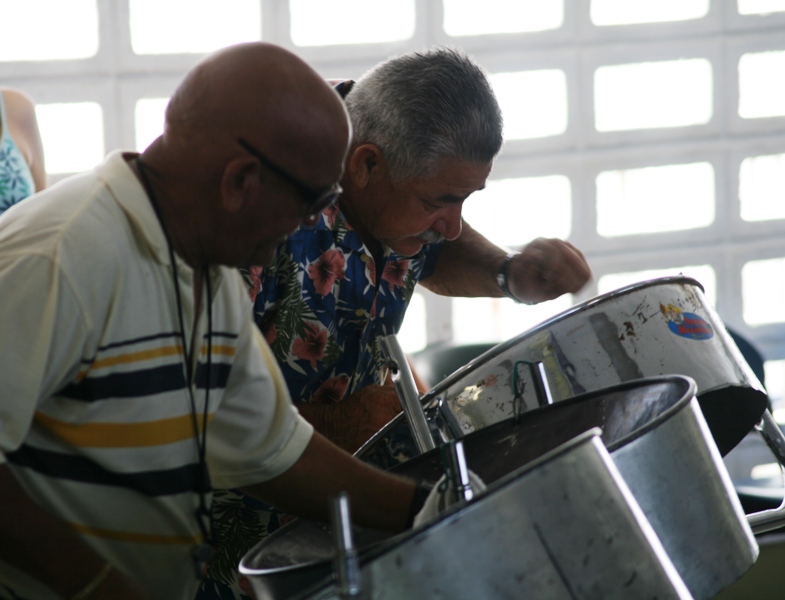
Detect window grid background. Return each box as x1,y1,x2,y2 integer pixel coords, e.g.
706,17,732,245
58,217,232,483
2,0,785,360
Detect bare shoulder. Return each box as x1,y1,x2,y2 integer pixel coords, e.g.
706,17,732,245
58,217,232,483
1,87,38,123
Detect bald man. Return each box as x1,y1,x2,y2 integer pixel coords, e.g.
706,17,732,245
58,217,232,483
0,43,423,600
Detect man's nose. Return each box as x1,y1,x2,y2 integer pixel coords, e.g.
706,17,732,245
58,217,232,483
432,203,463,241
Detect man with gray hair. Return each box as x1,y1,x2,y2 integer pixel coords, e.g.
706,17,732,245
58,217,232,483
250,47,590,449
344,47,504,196
201,47,591,600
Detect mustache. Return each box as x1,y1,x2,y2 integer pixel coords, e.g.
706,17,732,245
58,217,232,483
417,230,445,245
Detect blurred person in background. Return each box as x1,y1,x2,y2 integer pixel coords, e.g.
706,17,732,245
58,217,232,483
0,87,46,212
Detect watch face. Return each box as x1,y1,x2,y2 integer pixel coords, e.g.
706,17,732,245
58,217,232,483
498,254,514,285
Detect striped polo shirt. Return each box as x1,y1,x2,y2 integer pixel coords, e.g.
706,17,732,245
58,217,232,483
0,151,313,599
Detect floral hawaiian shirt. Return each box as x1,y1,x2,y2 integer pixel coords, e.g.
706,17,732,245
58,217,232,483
198,205,442,600
247,203,441,405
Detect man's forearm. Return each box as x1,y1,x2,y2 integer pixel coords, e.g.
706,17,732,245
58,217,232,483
243,432,417,533
420,221,592,303
419,220,506,297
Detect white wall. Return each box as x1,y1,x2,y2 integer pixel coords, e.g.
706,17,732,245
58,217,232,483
3,0,785,396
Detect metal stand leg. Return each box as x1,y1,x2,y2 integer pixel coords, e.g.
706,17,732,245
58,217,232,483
331,493,364,599
756,410,785,466
380,334,437,454
747,411,785,535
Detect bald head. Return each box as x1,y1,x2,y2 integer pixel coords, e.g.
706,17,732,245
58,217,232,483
139,42,350,268
162,42,349,187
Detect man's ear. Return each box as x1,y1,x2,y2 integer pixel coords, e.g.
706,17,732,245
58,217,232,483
220,156,258,213
347,144,382,189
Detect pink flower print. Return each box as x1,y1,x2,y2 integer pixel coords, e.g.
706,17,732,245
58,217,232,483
313,374,350,404
308,249,346,296
291,322,328,368
247,265,264,303
382,259,409,289
324,204,339,228
263,323,278,346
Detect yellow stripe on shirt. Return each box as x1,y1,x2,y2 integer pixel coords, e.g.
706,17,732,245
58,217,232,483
34,411,215,448
75,345,235,379
69,521,203,545
201,344,237,357
90,345,184,371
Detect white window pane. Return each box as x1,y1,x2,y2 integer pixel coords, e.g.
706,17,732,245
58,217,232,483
739,51,785,119
766,360,785,414
135,98,170,152
491,70,568,140
738,0,785,15
595,59,713,131
740,153,785,222
398,292,427,353
453,295,573,344
443,0,563,36
742,258,785,325
463,175,571,248
130,0,261,55
591,0,709,25
598,266,717,306
0,0,98,61
36,103,104,174
597,162,715,236
290,0,414,46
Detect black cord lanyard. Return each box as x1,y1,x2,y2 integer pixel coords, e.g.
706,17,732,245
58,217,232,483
135,157,214,575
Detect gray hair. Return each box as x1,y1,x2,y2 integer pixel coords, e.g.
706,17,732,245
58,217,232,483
345,47,503,181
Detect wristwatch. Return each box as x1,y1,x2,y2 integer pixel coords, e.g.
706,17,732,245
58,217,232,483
497,252,537,305
496,252,522,303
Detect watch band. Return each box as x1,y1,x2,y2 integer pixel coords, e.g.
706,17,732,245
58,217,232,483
496,252,521,303
497,252,538,305
405,481,435,529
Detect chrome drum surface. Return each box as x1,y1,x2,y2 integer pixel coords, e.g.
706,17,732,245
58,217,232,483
362,276,767,464
241,430,692,600
359,376,758,600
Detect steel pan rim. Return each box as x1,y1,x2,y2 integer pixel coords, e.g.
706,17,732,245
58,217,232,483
362,428,606,563
241,429,605,580
355,374,699,461
530,374,699,452
419,275,705,403
290,429,612,600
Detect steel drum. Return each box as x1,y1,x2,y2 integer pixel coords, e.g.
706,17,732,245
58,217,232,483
241,429,693,600
362,276,767,466
358,375,758,600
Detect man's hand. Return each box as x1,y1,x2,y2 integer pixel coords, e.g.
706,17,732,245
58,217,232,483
297,381,404,454
507,237,591,304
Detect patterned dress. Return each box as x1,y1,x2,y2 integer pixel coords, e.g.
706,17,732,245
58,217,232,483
0,92,36,214
198,205,441,600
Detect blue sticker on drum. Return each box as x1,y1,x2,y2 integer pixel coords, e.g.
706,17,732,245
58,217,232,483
660,303,714,340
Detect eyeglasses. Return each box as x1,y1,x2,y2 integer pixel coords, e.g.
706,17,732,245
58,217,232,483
238,138,342,220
